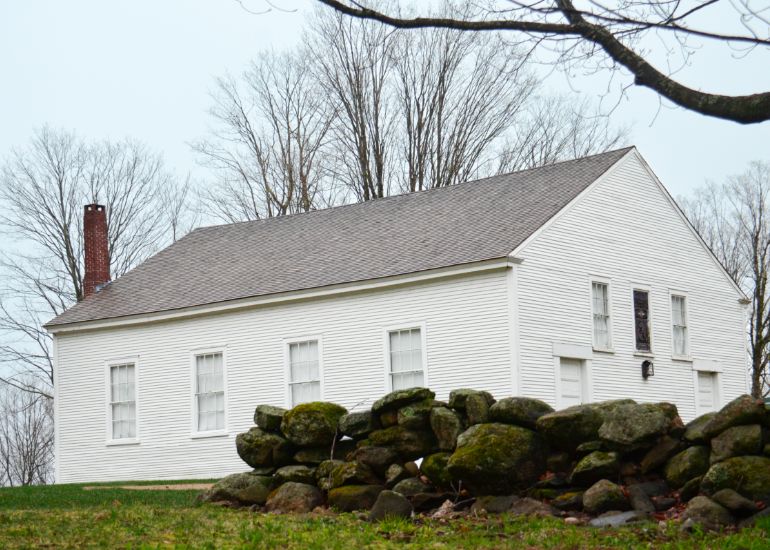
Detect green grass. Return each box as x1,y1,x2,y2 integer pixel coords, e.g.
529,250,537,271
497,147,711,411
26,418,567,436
0,483,769,548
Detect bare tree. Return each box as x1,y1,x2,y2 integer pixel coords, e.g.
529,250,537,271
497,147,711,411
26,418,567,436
682,162,770,398
195,51,336,222
0,127,183,397
315,0,770,124
160,174,201,243
0,382,54,486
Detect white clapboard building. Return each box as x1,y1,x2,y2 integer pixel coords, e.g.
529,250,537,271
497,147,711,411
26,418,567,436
46,147,748,482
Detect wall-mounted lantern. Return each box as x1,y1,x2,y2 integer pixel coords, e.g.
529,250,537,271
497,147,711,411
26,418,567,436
642,360,654,379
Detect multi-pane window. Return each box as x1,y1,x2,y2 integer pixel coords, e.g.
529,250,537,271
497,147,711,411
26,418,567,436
633,289,652,352
109,363,136,439
388,328,424,390
288,340,321,406
671,295,689,356
195,352,225,432
591,282,611,349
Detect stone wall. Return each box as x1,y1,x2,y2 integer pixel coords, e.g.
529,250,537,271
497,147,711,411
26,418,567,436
203,388,770,529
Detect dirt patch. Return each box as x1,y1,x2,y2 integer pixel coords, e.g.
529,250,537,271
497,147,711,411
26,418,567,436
83,483,213,491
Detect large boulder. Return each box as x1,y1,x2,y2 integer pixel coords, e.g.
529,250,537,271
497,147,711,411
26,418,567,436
368,490,413,522
682,496,734,530
701,456,770,501
447,389,494,411
292,439,356,465
701,395,766,440
236,427,294,468
253,405,287,433
372,388,435,415
447,423,546,495
274,465,316,485
710,424,763,464
392,477,430,497
430,407,465,451
664,446,710,489
338,411,377,440
711,488,761,516
420,452,453,489
350,446,399,476
397,400,434,430
281,402,348,447
202,472,274,505
536,404,604,451
265,482,323,513
328,485,384,512
328,461,381,489
488,397,554,429
598,403,679,451
569,451,620,487
465,393,492,425
368,426,438,460
684,412,716,444
315,459,344,491
582,479,629,515
640,436,684,474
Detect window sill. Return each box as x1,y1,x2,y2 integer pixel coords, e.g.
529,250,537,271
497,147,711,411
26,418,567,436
106,439,140,447
633,351,655,358
592,347,615,354
672,355,693,362
191,431,229,440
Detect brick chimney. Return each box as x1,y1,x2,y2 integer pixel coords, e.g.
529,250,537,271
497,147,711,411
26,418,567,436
83,204,110,299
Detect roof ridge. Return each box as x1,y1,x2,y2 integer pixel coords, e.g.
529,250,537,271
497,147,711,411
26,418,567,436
194,146,635,234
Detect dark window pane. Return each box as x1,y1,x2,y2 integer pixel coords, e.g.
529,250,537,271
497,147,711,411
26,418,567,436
633,290,651,351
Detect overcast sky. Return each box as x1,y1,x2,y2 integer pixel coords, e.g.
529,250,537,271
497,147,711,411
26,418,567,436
1,0,769,200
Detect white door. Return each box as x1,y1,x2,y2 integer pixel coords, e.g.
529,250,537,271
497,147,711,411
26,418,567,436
559,358,584,408
696,371,718,414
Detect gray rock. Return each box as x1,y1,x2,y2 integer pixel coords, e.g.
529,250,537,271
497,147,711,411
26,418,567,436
488,397,554,429
368,426,438,461
536,404,604,451
589,510,646,528
701,455,770,501
447,389,495,411
315,459,344,491
470,495,518,514
292,439,356,464
280,402,347,447
254,405,287,433
640,436,684,474
652,496,677,512
702,395,766,440
328,484,384,512
569,451,620,487
598,403,679,451
710,424,763,464
680,476,703,503
351,446,399,476
327,461,381,489
393,477,429,497
236,427,294,469
397,400,434,430
274,465,316,485
509,497,556,517
384,463,410,489
430,407,465,451
338,411,377,439
551,491,584,511
711,488,760,516
627,484,655,514
664,446,710,489
420,452,453,489
372,388,435,414
682,496,734,530
465,393,491,425
684,412,716,444
265,482,323,513
368,490,413,522
582,479,630,515
202,472,274,505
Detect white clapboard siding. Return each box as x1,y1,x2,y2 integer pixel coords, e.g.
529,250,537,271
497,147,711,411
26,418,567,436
515,152,747,421
55,270,511,483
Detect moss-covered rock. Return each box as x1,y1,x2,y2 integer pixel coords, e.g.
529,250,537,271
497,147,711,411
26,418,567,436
384,463,410,488
664,446,710,489
292,439,356,464
265,482,323,513
702,395,766,440
328,461,381,489
202,472,274,505
429,407,465,451
569,451,620,487
552,491,584,511
253,404,287,433
680,476,703,502
274,465,316,485
328,484,384,512
701,455,770,501
372,388,435,414
281,402,347,447
711,488,760,516
379,410,399,428
368,490,413,522
368,426,438,460
465,393,491,425
447,423,546,495
640,435,684,474
235,427,294,469
338,411,377,439
582,479,629,514
682,496,734,530
710,424,763,464
397,399,435,430
421,452,453,489
470,495,518,514
350,446,399,476
392,477,429,497
598,403,679,451
684,412,716,444
536,404,604,451
447,389,495,411
315,459,344,491
488,397,553,429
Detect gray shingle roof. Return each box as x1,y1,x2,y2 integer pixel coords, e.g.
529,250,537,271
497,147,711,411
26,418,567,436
46,147,633,327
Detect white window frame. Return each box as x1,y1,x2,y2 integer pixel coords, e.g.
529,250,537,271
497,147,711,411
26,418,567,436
631,285,654,356
190,347,228,438
670,290,691,360
104,356,140,446
383,322,429,392
589,277,614,352
283,335,324,408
